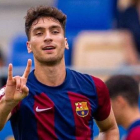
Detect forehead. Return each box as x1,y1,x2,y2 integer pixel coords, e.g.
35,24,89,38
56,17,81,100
31,17,62,30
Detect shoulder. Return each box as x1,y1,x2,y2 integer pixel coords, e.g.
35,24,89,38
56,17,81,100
127,126,140,140
68,68,107,90
122,6,137,17
125,6,136,13
89,76,109,100
68,68,103,82
67,68,94,84
89,77,111,121
91,76,107,90
68,68,91,79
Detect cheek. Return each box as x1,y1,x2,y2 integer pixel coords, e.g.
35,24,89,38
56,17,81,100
30,38,40,49
56,36,66,46
31,37,38,45
31,35,42,42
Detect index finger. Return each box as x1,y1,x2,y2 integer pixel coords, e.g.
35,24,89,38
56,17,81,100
22,59,32,78
8,63,13,80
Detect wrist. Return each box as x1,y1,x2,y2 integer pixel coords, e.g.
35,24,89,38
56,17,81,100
1,96,19,109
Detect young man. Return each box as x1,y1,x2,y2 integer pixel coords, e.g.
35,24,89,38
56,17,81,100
0,6,119,140
105,75,140,140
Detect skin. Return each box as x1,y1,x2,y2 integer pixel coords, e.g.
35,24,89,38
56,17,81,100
27,17,68,86
0,59,32,130
96,108,119,140
111,96,140,129
0,16,119,140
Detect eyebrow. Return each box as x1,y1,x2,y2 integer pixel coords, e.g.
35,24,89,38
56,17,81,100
32,27,44,33
50,25,61,30
33,25,62,32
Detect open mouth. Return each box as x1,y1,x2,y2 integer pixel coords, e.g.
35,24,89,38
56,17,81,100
42,46,55,50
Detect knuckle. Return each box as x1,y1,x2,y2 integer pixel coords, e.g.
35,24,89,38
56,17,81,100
14,76,21,79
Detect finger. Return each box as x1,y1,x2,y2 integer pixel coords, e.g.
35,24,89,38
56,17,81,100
21,85,29,97
14,76,21,91
20,77,27,89
22,59,32,78
8,63,13,80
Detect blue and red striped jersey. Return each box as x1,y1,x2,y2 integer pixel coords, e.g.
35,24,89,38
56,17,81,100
126,120,140,140
0,68,111,140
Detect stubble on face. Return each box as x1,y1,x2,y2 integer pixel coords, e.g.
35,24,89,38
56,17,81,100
38,52,64,66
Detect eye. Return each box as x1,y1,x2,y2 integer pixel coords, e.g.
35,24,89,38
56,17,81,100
52,30,59,34
36,32,43,36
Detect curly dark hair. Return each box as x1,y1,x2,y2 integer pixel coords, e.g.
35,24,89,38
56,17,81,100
105,75,139,107
25,5,67,40
132,0,140,7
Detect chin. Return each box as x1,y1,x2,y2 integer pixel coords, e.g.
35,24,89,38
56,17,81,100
36,55,63,66
41,58,62,66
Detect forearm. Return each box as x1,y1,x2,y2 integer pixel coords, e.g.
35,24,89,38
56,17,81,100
98,127,119,140
0,59,31,130
0,96,17,130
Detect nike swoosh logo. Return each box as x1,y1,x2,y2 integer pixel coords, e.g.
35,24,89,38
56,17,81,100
36,106,52,112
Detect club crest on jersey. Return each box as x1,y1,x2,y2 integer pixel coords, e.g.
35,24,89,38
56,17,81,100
75,102,89,117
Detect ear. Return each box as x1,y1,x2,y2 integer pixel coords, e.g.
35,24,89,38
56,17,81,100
27,41,32,53
65,38,69,50
116,96,126,107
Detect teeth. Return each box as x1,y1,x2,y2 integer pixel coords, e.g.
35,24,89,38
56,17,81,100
46,47,53,50
43,46,54,50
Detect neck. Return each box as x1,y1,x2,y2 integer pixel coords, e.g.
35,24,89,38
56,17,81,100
121,107,140,129
34,60,66,86
137,2,140,14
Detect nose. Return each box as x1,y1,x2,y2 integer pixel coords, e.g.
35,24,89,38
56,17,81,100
44,32,52,42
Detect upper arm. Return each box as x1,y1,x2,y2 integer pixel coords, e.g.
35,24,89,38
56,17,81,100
95,107,117,132
95,107,119,140
91,76,119,138
92,76,111,121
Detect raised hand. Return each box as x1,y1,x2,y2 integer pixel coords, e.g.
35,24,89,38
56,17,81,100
4,59,32,104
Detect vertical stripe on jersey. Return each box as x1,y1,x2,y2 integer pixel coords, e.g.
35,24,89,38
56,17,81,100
91,76,111,121
34,93,57,140
68,91,92,140
47,91,76,140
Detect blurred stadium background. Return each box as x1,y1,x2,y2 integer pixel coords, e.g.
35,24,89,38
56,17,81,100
0,0,140,139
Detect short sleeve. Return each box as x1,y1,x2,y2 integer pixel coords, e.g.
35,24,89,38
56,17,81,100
92,76,111,121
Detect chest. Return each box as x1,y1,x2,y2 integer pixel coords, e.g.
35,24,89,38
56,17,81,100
21,89,98,123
